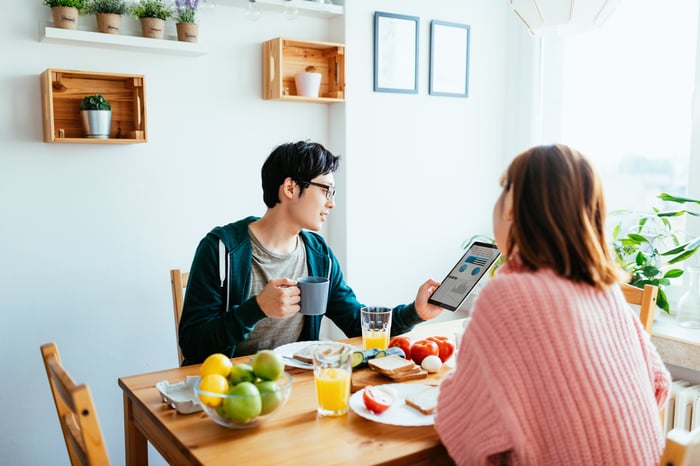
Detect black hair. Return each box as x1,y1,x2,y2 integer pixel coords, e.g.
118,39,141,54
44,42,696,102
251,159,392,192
261,141,340,208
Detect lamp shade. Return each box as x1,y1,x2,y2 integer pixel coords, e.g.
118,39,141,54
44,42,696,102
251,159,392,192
509,0,620,36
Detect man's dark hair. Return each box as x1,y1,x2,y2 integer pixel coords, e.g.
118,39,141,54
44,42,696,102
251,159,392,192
261,141,340,208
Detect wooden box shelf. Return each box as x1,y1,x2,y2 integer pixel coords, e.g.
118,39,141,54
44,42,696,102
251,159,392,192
263,38,345,103
41,68,147,143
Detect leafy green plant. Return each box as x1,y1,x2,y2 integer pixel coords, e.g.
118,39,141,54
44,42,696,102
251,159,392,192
80,94,112,111
612,193,700,312
85,0,127,14
43,0,87,8
131,0,173,20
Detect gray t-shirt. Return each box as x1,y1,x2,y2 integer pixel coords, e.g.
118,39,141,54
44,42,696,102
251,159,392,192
234,228,307,356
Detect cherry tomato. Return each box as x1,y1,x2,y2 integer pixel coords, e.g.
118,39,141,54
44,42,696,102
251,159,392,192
388,336,411,359
362,386,393,414
410,339,439,365
427,336,455,362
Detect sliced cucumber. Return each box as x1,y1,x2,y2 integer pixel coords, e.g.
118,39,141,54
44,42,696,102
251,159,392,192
351,348,381,368
375,346,406,359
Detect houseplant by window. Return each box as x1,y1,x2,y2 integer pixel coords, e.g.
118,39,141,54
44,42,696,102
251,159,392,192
44,0,86,30
131,0,173,39
174,0,199,43
85,0,127,34
80,94,112,139
612,193,700,313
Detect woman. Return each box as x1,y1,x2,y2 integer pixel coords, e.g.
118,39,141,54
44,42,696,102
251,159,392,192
434,145,670,465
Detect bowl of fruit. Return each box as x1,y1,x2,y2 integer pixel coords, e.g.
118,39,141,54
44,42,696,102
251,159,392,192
194,350,293,429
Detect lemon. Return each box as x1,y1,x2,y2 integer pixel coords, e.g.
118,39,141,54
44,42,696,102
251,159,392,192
198,374,229,408
200,353,233,379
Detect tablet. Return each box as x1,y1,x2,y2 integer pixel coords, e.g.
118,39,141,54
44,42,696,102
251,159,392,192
428,241,501,311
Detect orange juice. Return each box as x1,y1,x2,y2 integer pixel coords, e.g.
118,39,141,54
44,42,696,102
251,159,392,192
314,367,350,415
363,329,389,350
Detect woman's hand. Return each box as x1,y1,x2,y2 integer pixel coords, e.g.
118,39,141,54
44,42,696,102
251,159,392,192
414,279,445,320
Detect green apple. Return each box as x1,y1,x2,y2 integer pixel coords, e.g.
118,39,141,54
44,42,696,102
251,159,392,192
255,380,282,415
222,382,261,424
228,363,255,385
252,350,284,381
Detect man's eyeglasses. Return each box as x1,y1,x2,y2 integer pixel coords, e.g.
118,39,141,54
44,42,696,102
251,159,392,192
297,180,336,201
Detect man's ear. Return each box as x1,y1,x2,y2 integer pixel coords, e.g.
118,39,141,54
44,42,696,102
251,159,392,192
281,177,296,200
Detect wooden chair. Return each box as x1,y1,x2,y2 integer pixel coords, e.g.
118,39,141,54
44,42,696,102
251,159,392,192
659,427,700,466
170,269,189,365
620,283,658,334
40,343,110,466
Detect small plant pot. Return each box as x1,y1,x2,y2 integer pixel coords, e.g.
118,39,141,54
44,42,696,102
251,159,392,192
294,72,322,98
51,6,79,30
81,110,112,139
176,22,199,43
140,17,166,39
96,13,122,34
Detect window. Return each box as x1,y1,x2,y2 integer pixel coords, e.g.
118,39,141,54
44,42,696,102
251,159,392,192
540,0,699,214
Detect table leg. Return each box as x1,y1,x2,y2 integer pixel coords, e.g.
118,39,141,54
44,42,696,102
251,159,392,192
123,392,148,466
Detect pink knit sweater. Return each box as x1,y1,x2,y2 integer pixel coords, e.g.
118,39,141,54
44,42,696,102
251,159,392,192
434,264,670,466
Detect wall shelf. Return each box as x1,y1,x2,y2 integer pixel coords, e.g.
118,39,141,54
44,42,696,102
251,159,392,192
218,0,343,18
263,37,345,103
41,68,148,144
40,26,207,56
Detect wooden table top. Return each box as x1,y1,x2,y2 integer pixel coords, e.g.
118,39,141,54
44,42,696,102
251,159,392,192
118,318,465,466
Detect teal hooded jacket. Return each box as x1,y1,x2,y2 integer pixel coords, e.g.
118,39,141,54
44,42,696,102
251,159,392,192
179,216,423,365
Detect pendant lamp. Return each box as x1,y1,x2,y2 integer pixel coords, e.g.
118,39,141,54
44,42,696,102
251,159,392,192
509,0,620,36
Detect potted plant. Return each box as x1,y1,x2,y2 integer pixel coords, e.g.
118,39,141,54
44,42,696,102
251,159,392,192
174,0,199,43
85,0,127,34
80,94,112,139
44,0,86,30
294,65,322,98
131,0,173,39
612,193,700,313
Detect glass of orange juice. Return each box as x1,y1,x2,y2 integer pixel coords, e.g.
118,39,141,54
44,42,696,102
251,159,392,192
312,342,353,416
360,306,392,350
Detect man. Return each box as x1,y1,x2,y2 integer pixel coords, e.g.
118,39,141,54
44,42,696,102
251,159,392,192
179,141,444,365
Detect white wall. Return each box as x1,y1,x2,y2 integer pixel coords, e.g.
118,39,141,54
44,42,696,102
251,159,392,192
342,0,515,312
0,1,517,464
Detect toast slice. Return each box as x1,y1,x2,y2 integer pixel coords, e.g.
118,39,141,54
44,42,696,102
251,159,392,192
405,386,439,415
292,345,316,364
388,367,428,382
368,355,416,375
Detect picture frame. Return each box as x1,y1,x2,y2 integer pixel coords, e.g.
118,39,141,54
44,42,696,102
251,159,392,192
429,20,470,98
374,11,419,94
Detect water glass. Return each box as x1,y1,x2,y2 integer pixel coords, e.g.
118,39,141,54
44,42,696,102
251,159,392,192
312,342,353,416
360,306,392,350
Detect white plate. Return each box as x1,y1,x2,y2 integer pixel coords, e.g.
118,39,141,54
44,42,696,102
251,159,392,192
273,341,318,369
350,383,437,426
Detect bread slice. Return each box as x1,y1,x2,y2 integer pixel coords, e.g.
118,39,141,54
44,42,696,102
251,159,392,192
389,367,428,382
292,345,315,364
405,386,439,415
368,355,416,375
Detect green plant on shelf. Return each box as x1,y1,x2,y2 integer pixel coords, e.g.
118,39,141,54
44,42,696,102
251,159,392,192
43,0,87,8
612,193,700,313
131,0,173,20
80,94,112,111
85,0,128,14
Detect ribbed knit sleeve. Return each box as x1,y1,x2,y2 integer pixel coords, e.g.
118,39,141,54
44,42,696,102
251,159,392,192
434,269,670,466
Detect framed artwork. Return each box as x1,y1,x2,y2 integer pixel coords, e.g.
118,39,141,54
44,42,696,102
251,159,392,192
429,20,470,98
374,11,419,94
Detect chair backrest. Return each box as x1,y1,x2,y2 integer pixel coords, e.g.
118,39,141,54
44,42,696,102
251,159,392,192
620,283,658,334
659,427,700,466
40,342,110,466
170,269,189,365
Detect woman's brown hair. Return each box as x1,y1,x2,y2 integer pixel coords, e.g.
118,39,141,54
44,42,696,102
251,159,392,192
503,144,622,289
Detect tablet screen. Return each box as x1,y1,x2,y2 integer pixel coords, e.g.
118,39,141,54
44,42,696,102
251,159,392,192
428,241,500,311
